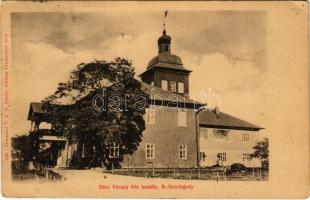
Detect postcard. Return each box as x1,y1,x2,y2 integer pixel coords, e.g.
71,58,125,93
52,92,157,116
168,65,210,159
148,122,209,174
1,1,309,198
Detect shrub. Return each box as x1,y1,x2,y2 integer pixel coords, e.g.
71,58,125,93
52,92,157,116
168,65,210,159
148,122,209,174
230,163,247,173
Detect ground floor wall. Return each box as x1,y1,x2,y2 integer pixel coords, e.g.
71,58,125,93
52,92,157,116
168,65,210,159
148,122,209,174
199,128,261,168
122,139,198,168
122,106,198,168
199,149,261,167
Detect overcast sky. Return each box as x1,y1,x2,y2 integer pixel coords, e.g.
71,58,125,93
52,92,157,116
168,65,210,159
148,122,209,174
11,11,267,136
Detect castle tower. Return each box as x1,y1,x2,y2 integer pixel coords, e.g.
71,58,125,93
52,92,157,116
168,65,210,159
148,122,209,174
139,29,192,96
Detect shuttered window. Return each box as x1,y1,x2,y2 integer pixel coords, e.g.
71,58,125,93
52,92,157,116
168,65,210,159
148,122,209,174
178,110,187,127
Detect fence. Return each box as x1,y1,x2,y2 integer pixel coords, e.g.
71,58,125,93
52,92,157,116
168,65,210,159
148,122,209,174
104,167,267,181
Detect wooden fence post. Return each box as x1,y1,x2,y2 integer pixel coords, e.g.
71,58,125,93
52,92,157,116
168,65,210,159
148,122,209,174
173,168,176,178
45,169,49,180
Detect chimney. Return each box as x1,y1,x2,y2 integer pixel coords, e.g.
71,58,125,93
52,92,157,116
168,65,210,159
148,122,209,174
214,106,220,115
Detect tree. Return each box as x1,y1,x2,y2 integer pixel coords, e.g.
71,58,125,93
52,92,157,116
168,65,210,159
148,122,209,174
11,135,34,172
43,58,149,169
251,137,269,169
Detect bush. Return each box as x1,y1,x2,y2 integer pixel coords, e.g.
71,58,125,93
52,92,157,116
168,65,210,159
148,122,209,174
229,163,247,173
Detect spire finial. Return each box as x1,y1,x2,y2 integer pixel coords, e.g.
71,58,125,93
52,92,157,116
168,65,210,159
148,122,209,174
163,10,168,33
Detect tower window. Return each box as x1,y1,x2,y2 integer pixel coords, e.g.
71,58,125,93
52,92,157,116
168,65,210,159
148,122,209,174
161,80,168,91
178,82,184,93
170,81,177,93
165,45,169,51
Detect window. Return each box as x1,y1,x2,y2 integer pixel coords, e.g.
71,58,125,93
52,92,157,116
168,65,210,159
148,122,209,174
242,133,250,142
170,81,177,93
178,82,184,93
146,143,155,159
213,129,229,140
242,153,252,162
40,122,52,129
200,127,208,140
145,108,155,124
161,80,168,91
165,45,169,51
217,152,227,162
179,145,187,159
109,142,119,158
178,110,187,127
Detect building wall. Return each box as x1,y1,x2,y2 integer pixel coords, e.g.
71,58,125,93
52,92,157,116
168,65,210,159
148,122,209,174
122,105,198,168
155,70,190,95
199,128,261,167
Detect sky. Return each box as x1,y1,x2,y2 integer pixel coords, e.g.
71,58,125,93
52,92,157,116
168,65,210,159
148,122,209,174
10,11,267,136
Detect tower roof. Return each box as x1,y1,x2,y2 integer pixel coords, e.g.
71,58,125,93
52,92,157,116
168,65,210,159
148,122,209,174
139,30,191,77
147,53,183,69
157,29,171,44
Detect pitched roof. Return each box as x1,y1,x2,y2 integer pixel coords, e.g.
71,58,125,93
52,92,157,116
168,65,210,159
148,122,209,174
27,79,204,120
199,109,263,131
27,102,65,121
27,102,46,120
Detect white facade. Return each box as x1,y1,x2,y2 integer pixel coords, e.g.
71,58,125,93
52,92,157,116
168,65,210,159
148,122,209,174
199,127,261,167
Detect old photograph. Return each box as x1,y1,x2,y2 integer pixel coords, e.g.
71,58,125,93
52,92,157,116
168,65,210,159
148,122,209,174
1,1,309,198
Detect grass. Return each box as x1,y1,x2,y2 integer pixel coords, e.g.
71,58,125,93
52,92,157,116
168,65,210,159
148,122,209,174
12,169,64,181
